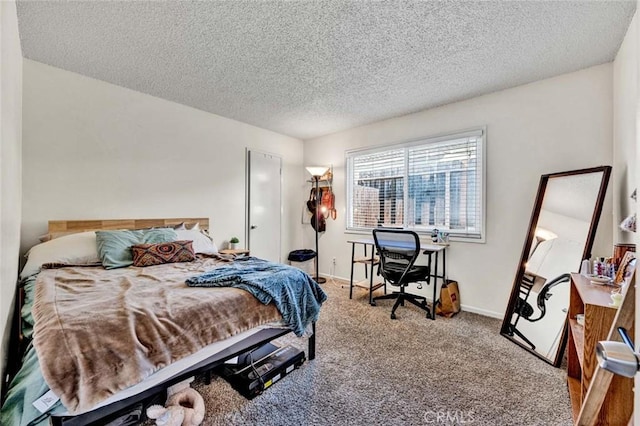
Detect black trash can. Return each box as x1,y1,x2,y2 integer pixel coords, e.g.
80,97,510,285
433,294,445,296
288,249,316,275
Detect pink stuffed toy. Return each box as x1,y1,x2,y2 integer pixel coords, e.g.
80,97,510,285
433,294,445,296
147,377,205,426
146,404,185,426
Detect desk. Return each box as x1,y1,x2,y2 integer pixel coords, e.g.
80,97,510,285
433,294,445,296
347,239,385,305
347,238,448,320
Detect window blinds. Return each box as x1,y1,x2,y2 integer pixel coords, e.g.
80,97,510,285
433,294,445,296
346,129,484,240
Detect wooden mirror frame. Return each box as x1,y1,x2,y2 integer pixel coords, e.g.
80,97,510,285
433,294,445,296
500,166,612,366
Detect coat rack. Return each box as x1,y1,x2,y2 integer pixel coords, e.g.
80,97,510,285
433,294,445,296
306,166,330,284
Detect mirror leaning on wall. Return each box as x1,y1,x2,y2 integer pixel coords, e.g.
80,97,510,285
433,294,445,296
500,166,612,366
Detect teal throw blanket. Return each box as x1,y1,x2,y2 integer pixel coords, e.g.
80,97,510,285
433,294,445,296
186,257,327,336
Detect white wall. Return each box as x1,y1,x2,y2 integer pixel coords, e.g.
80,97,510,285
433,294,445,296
304,64,614,318
0,0,23,386
614,12,638,244
637,5,640,419
614,8,640,423
22,60,304,262
637,5,640,421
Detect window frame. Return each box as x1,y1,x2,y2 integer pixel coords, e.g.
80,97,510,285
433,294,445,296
345,127,486,242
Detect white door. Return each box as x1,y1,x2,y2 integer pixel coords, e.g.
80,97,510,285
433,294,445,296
247,150,282,262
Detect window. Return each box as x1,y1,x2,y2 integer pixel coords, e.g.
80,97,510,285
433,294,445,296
346,128,485,240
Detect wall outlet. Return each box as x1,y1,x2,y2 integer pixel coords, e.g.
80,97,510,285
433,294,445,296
332,257,336,265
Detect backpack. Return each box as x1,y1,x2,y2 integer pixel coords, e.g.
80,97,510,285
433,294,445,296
321,187,337,220
307,188,326,232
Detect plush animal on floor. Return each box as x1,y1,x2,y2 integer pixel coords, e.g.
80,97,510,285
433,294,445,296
146,404,185,426
147,377,205,426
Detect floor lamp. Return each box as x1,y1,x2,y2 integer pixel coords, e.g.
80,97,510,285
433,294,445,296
306,166,329,284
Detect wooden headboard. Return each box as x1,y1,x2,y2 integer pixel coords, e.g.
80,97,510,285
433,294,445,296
48,218,209,233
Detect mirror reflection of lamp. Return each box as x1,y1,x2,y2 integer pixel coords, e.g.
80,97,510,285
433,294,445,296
529,227,559,259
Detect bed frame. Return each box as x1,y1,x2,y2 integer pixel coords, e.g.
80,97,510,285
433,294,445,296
12,218,316,426
52,325,316,425
47,218,211,234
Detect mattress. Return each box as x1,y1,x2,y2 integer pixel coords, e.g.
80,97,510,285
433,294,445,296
1,256,323,425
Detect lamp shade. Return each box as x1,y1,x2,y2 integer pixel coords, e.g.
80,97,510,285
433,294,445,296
306,166,329,178
534,227,558,241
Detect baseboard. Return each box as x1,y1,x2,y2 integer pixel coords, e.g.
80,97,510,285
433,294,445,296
323,273,349,284
321,274,504,319
458,304,503,319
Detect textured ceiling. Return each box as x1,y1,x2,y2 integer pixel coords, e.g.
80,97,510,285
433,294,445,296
16,1,636,140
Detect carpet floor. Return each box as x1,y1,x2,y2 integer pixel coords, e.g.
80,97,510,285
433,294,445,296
153,279,572,425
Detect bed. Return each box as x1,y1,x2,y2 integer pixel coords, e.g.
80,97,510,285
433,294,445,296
1,218,324,426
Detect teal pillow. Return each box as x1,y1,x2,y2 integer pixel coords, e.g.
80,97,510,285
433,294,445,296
96,228,177,269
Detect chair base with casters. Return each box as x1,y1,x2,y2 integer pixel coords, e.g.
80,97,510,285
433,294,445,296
505,281,537,350
506,273,571,350
372,285,432,319
371,228,432,320
505,322,536,350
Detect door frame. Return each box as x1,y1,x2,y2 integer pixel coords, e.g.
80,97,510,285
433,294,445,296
245,149,283,262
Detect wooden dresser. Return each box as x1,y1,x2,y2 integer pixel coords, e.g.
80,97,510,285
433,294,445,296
566,273,633,424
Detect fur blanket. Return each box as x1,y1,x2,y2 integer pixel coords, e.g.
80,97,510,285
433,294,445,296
32,257,282,414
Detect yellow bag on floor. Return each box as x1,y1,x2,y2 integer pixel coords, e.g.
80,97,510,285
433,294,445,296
436,280,461,318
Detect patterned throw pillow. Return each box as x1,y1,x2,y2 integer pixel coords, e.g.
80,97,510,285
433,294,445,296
132,240,195,267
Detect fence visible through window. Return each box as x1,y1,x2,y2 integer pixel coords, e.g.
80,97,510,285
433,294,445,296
346,129,484,240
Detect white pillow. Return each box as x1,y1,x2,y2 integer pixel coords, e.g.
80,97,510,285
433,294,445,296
174,229,218,254
21,231,101,279
171,222,200,231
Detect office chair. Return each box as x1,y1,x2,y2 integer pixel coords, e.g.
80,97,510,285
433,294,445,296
507,273,571,350
371,229,431,319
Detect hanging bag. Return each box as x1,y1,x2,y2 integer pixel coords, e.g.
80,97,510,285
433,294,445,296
321,182,338,220
307,187,326,232
321,188,335,216
311,211,326,233
306,188,317,213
